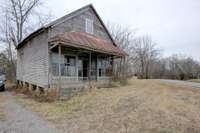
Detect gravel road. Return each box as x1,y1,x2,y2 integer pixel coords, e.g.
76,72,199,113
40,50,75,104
159,79,200,89
0,92,63,133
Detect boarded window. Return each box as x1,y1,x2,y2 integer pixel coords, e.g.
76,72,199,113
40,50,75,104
85,18,93,34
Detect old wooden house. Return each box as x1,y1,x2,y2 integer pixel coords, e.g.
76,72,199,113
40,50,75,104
16,4,126,96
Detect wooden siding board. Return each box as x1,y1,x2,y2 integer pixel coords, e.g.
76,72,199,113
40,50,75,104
16,32,49,88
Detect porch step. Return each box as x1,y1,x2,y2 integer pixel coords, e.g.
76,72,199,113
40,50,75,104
58,81,110,97
59,88,74,97
59,82,90,97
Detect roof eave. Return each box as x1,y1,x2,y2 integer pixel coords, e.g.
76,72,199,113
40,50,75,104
48,38,126,57
16,27,47,49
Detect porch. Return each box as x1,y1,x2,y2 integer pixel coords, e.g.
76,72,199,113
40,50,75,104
48,32,126,90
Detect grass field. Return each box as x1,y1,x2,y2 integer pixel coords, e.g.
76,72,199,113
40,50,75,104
15,79,200,133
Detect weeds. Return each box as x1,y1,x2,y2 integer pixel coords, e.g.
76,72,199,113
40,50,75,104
0,95,5,121
14,79,200,133
15,85,58,102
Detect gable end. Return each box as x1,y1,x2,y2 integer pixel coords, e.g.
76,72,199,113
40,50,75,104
17,4,116,49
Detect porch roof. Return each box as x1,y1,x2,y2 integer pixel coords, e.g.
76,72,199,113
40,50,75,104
48,32,127,57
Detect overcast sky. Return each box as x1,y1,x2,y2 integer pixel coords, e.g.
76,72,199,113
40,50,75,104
44,0,200,60
0,0,199,60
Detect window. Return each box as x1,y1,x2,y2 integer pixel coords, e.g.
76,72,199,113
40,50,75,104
98,57,112,77
78,59,83,78
63,56,76,76
85,18,93,34
51,53,76,77
90,59,97,80
52,53,62,76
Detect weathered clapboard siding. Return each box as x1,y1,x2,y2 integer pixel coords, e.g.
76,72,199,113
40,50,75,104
49,8,112,43
16,32,49,88
16,49,23,81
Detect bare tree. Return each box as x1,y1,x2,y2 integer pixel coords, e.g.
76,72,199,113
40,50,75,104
107,24,161,80
0,13,17,81
0,0,52,81
0,0,51,47
166,54,200,80
107,24,199,81
0,52,9,73
108,24,135,53
149,59,167,78
107,23,137,82
133,35,160,79
0,50,15,80
148,54,200,80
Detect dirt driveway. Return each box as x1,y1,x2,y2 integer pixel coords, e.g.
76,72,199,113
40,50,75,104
159,79,200,88
0,92,62,133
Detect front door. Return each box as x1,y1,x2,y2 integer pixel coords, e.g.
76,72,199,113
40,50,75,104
78,56,89,80
78,54,97,81
82,59,88,80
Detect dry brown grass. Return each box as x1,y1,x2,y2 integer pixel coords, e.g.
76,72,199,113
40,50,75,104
14,85,58,102
15,79,200,133
188,79,200,83
5,80,16,91
0,94,5,121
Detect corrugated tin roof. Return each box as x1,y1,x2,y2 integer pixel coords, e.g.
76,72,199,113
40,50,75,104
49,32,127,56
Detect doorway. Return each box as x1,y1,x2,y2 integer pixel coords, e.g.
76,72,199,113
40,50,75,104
82,59,88,80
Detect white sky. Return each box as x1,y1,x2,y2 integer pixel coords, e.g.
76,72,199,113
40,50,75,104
1,0,199,61
45,0,200,61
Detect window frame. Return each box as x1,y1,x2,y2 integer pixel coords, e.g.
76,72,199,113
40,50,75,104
98,57,112,77
63,55,76,76
85,18,94,34
51,53,77,77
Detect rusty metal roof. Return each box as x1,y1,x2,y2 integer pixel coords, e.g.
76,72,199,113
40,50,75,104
49,32,127,56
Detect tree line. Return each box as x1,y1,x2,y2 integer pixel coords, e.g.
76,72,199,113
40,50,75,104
108,24,200,80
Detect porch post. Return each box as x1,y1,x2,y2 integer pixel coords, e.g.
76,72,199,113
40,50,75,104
89,52,91,80
58,44,61,90
122,56,126,79
48,44,51,89
112,56,114,79
76,55,78,81
97,55,99,81
120,57,122,78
